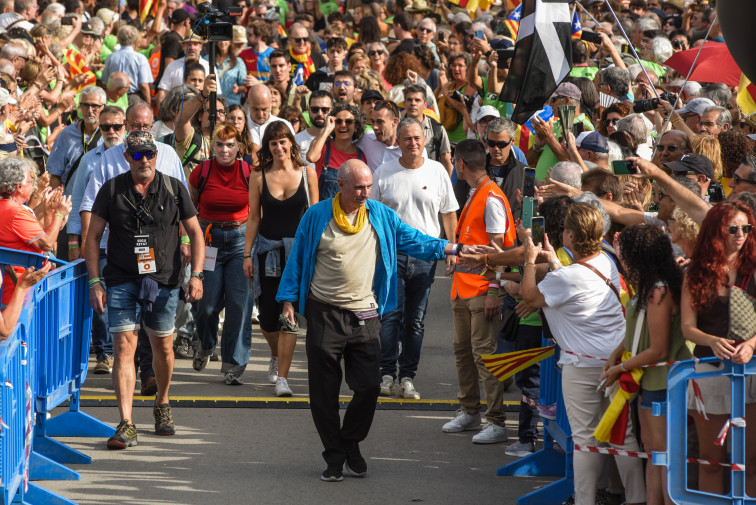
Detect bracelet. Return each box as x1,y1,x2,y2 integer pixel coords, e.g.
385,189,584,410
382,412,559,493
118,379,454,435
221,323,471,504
487,290,498,296
524,262,536,267
533,143,545,153
88,277,101,286
451,243,459,256
671,117,681,124
180,235,190,245
54,213,64,220
484,253,489,266
500,279,510,287
243,254,251,258
68,244,80,249
548,260,561,271
200,91,208,99
495,271,502,281
68,240,79,245
619,362,627,372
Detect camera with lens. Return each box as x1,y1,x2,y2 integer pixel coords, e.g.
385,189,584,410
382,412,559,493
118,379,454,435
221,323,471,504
708,182,725,203
633,98,660,113
135,205,155,226
194,2,243,42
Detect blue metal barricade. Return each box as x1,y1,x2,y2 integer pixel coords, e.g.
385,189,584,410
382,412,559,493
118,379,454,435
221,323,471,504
652,357,756,505
498,339,574,504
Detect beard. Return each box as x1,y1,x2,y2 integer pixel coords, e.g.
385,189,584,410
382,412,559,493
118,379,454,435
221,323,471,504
312,117,326,128
103,136,123,149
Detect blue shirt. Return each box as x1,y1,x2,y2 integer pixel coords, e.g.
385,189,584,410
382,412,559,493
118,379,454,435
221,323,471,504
212,55,248,105
46,120,103,191
80,141,187,214
275,198,448,316
102,46,154,93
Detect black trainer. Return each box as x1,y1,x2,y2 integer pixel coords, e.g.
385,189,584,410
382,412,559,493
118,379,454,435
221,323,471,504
154,403,176,436
320,465,344,482
343,441,367,477
107,420,138,450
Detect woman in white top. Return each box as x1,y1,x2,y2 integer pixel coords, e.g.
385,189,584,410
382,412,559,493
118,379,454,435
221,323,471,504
520,202,645,505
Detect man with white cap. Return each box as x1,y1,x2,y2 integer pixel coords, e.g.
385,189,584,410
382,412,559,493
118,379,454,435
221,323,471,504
469,105,500,142
661,96,715,138
157,32,213,108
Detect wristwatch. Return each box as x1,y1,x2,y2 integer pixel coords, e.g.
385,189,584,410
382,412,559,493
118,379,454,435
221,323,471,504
190,271,205,281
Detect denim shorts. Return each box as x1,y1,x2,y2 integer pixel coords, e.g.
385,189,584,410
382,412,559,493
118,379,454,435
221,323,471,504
640,388,667,411
107,281,179,337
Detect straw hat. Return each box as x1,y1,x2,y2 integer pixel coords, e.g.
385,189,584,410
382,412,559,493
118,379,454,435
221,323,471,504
232,25,246,45
405,0,432,13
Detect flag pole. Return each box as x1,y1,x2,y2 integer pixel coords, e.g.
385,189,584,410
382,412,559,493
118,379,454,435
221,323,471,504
575,1,601,28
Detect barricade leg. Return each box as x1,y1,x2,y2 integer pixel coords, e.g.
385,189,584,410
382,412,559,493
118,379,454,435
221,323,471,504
44,392,115,438
32,435,90,465
28,451,80,481
22,482,77,505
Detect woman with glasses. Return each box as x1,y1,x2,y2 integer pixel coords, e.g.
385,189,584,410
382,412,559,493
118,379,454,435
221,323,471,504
244,121,318,396
681,201,756,496
280,106,306,134
306,103,367,200
597,102,633,137
226,104,255,164
437,52,474,144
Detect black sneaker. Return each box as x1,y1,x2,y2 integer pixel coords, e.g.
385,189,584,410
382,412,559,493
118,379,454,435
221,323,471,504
173,335,192,359
320,465,344,482
107,420,137,450
343,441,367,477
154,403,176,436
193,349,210,371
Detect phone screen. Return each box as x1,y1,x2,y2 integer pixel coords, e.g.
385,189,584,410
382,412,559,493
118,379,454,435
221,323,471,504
522,168,536,198
612,160,637,175
475,29,484,40
531,216,545,246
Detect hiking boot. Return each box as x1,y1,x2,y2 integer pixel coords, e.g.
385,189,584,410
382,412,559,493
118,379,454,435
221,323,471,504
343,441,367,477
505,439,536,458
173,335,193,359
225,372,243,386
140,375,157,396
442,410,481,433
267,357,279,384
320,465,344,482
398,377,420,400
379,375,395,396
472,423,509,444
107,420,137,449
275,377,293,397
153,403,175,436
193,349,210,372
94,354,113,374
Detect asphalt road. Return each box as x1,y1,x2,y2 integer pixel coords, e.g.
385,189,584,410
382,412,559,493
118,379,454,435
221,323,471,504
42,274,556,505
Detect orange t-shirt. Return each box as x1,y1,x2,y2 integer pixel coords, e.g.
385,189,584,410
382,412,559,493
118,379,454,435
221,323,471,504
0,199,45,304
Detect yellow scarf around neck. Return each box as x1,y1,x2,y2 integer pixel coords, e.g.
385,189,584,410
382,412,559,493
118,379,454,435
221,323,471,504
332,193,367,234
289,46,316,80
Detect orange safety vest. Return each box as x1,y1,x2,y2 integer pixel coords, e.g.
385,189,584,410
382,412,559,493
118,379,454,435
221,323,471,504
451,177,517,300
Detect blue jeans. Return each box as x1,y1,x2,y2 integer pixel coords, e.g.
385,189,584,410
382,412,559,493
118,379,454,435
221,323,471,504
195,224,253,375
319,166,339,201
91,250,113,357
514,324,542,444
106,281,179,336
379,254,437,379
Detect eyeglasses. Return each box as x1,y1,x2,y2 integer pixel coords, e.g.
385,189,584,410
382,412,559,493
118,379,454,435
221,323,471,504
604,117,620,126
130,151,157,160
289,118,300,124
310,106,331,114
334,81,353,88
292,37,308,43
335,118,354,126
487,138,512,149
100,123,124,132
654,189,668,200
80,102,103,110
374,100,399,117
417,26,433,33
727,224,753,235
733,173,756,185
656,144,679,152
368,50,385,56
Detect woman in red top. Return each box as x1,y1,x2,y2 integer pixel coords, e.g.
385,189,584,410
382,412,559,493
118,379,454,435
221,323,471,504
306,102,366,200
189,124,254,386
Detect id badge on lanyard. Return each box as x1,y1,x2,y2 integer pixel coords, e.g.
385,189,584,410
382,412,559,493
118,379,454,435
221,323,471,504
135,235,156,274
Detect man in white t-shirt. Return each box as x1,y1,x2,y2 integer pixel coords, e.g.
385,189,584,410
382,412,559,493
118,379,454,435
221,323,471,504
295,90,333,167
372,118,459,400
356,100,402,172
156,33,214,108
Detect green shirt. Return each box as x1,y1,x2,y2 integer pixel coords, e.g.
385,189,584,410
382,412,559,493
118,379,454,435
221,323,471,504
275,0,289,25
480,77,513,118
569,66,599,80
108,93,129,112
535,113,594,180
319,0,340,17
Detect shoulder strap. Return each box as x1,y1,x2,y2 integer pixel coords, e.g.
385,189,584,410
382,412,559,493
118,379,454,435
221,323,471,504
302,166,310,208
196,159,213,194
631,307,645,357
240,160,251,188
429,117,443,157
161,172,180,206
357,147,365,162
64,127,102,186
575,260,622,306
323,140,332,167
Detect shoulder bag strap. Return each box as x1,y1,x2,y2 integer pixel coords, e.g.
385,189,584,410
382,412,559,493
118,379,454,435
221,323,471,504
302,166,310,208
575,259,622,306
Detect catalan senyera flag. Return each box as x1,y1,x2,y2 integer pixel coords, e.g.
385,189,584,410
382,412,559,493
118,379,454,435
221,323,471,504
571,9,582,39
737,73,756,116
139,0,158,24
482,346,555,383
63,48,96,93
449,0,489,16
504,5,521,39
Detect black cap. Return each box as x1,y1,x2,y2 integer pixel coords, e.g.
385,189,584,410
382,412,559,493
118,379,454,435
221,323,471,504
361,89,384,103
664,153,714,180
81,22,98,36
171,9,191,24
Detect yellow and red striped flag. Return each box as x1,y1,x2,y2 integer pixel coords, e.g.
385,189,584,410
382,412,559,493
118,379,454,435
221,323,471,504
737,73,756,116
504,4,521,39
64,48,96,93
448,0,487,16
139,0,158,24
482,346,555,383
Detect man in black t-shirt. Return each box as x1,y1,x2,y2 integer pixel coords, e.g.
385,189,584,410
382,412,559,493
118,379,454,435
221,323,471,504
156,9,191,87
85,130,204,451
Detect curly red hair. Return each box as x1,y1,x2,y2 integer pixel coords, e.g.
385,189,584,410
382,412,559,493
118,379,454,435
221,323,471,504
686,202,756,312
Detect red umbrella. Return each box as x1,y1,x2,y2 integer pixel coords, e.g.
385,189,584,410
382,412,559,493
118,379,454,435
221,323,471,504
664,41,741,87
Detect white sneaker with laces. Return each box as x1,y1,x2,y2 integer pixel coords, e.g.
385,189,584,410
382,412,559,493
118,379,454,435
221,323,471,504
399,377,421,400
275,377,293,397
472,423,509,444
442,410,481,433
505,439,535,457
379,375,395,396
268,357,279,384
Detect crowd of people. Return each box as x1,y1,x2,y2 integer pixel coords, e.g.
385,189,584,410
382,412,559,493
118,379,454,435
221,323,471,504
0,0,754,499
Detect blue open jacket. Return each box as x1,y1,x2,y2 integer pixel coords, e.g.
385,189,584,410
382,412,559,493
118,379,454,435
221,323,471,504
275,198,449,316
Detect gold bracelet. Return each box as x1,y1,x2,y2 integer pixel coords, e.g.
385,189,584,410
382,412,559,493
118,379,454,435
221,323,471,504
524,262,536,267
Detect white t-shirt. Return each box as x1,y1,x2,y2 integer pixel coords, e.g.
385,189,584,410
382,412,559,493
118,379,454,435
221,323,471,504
295,129,317,167
372,158,458,237
538,253,625,367
356,131,427,173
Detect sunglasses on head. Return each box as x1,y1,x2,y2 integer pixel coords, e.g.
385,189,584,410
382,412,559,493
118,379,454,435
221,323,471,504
374,100,399,117
100,123,124,132
727,224,753,235
130,151,157,161
487,138,512,149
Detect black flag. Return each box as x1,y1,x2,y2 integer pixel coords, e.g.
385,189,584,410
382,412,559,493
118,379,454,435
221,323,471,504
499,0,573,124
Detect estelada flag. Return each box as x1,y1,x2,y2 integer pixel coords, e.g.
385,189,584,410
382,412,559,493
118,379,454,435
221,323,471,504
504,5,521,39
482,346,555,382
737,73,756,116
139,0,158,24
571,9,582,39
64,48,96,93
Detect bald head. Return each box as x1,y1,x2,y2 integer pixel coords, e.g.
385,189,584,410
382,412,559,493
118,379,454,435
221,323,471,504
338,160,372,211
108,71,130,91
248,84,271,126
339,160,371,184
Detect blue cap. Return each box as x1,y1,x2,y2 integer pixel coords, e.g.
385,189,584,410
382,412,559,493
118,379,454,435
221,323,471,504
575,131,608,153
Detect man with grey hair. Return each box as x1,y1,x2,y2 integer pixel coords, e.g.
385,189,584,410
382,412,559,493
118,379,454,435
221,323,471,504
402,84,452,175
616,113,652,159
102,25,154,105
0,0,38,32
0,43,27,74
599,66,631,101
416,17,440,64
372,117,458,401
551,161,583,190
698,106,731,136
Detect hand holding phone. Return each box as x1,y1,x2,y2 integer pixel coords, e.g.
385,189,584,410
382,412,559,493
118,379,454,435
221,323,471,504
612,160,638,175
596,377,609,393
531,216,545,246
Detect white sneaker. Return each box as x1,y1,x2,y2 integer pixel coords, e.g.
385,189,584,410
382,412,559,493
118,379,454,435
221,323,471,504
268,357,278,384
275,377,293,397
399,377,420,400
379,375,395,396
251,305,260,324
442,410,481,433
472,423,509,444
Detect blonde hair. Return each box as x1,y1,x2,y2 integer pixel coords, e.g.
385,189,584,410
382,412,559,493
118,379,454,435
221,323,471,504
672,206,700,245
690,134,723,182
564,202,604,256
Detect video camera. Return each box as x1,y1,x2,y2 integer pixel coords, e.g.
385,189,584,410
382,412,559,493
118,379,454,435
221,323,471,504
194,2,242,42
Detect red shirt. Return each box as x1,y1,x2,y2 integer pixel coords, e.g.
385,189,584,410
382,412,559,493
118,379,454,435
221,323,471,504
315,140,366,178
0,199,45,304
189,160,250,223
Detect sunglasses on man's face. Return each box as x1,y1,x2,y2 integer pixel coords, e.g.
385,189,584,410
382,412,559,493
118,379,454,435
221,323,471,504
292,37,308,44
733,173,756,185
131,151,157,161
100,123,124,132
310,106,331,114
487,138,512,149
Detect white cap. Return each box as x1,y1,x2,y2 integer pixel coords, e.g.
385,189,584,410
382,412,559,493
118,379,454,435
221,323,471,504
677,97,715,116
0,88,17,107
473,105,500,123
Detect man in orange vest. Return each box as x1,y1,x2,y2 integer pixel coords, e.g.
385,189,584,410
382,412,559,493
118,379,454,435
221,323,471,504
443,139,517,444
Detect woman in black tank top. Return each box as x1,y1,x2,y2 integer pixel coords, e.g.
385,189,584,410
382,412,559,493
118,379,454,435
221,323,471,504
681,202,756,496
243,121,319,397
